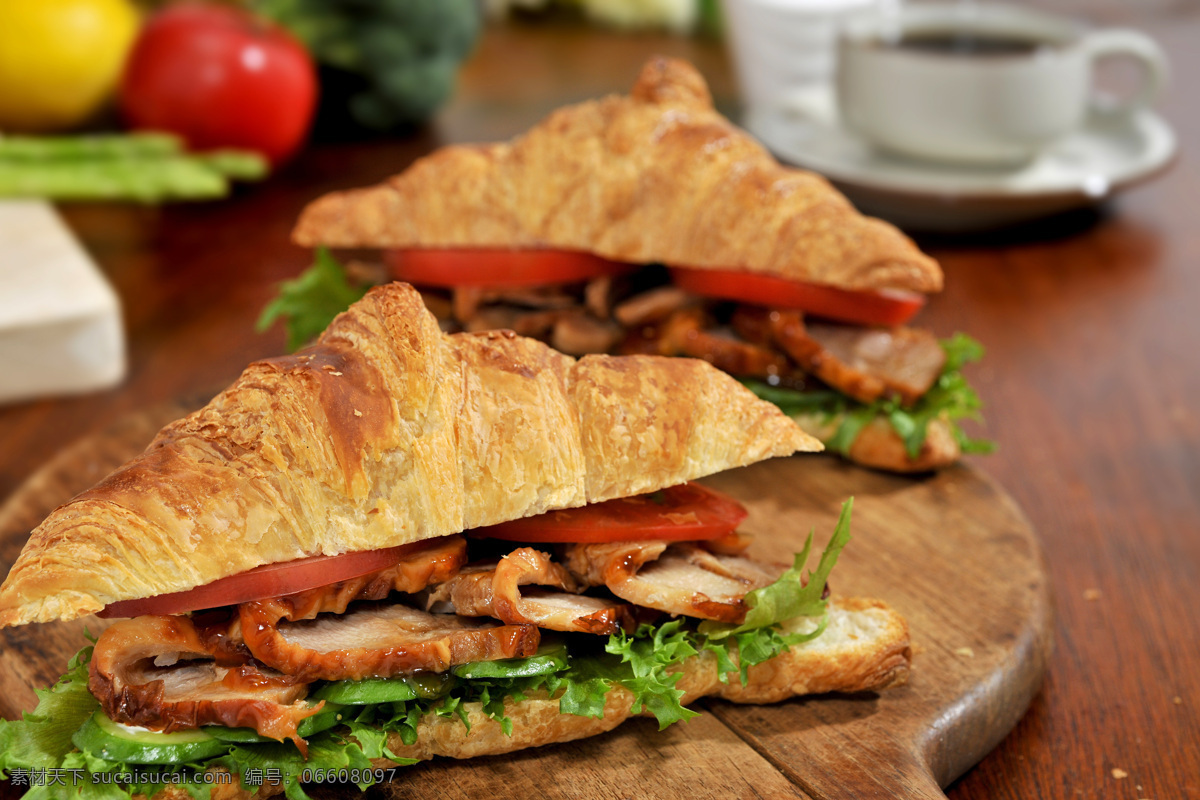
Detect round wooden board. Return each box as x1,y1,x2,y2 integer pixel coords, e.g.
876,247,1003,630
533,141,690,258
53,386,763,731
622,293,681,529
0,407,1052,800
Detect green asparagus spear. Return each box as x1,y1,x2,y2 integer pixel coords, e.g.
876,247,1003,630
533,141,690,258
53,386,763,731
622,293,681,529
198,149,270,181
0,133,184,161
0,157,229,202
0,133,271,201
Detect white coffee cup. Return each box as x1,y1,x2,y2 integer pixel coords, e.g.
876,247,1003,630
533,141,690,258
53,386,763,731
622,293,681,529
835,3,1168,165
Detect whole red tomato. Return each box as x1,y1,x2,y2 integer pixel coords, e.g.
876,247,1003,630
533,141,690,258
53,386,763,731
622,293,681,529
120,3,317,165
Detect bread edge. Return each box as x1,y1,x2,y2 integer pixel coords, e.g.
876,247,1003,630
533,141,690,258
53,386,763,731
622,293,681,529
791,412,961,473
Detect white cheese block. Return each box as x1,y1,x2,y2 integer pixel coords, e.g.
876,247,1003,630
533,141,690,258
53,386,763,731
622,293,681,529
0,200,126,405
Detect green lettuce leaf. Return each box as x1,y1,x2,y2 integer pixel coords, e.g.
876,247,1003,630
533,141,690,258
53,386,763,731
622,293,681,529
729,620,828,684
604,620,701,729
212,729,380,800
376,703,424,747
0,647,99,777
257,248,368,352
554,656,615,719
473,686,511,736
698,638,739,685
343,720,390,760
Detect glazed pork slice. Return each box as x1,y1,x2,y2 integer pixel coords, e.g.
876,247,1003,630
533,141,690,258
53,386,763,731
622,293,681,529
613,286,696,327
550,312,624,356
806,321,946,404
89,615,319,749
770,311,945,405
272,536,468,622
426,548,635,635
563,541,785,623
657,308,789,379
238,600,540,682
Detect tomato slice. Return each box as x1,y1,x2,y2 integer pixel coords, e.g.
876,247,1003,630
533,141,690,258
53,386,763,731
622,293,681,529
385,249,634,288
668,267,926,326
97,543,425,618
469,483,748,544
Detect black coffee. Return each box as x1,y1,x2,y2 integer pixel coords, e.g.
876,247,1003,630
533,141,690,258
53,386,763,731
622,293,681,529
892,30,1056,56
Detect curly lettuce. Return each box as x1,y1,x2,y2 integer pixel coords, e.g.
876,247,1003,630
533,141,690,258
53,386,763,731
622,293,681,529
698,499,852,681
256,248,368,352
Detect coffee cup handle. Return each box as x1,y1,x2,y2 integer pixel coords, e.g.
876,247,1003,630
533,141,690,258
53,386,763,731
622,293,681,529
1082,29,1168,119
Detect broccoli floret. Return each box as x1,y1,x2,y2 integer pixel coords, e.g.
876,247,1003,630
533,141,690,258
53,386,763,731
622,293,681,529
256,0,480,130
369,0,479,59
356,24,420,72
351,54,459,129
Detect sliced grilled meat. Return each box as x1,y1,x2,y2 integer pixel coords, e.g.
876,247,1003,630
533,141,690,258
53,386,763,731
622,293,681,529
453,285,581,323
584,275,616,319
461,306,568,338
729,304,776,349
657,308,789,379
89,615,319,751
426,548,634,635
551,312,624,356
563,540,784,623
238,600,539,681
613,287,696,327
805,321,945,404
268,536,468,622
770,310,944,405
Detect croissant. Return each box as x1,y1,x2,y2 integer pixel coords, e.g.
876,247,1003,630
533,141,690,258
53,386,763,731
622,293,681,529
0,282,819,628
292,57,940,294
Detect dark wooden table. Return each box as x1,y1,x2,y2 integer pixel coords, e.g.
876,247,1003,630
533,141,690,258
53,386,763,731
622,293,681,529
1,10,1197,800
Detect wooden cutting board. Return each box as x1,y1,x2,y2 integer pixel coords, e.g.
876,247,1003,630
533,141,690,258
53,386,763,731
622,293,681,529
0,405,1052,800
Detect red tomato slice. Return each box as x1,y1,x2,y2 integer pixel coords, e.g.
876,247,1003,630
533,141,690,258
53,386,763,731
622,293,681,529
97,543,423,618
469,483,748,544
385,249,633,288
669,267,926,326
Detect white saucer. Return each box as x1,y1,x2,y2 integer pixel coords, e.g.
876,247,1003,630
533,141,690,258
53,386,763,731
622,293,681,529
745,86,1178,233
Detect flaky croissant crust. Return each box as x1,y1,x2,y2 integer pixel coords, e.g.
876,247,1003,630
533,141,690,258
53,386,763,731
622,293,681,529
0,283,818,627
292,57,942,294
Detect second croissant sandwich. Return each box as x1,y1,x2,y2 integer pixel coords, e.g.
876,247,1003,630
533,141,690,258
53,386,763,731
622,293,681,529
0,283,910,799
282,57,993,474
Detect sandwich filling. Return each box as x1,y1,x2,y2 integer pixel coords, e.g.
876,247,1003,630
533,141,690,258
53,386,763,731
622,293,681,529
0,490,857,799
261,250,993,468
277,57,993,472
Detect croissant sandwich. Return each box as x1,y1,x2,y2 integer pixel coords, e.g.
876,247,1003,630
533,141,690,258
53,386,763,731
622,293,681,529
279,56,993,475
0,283,911,800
